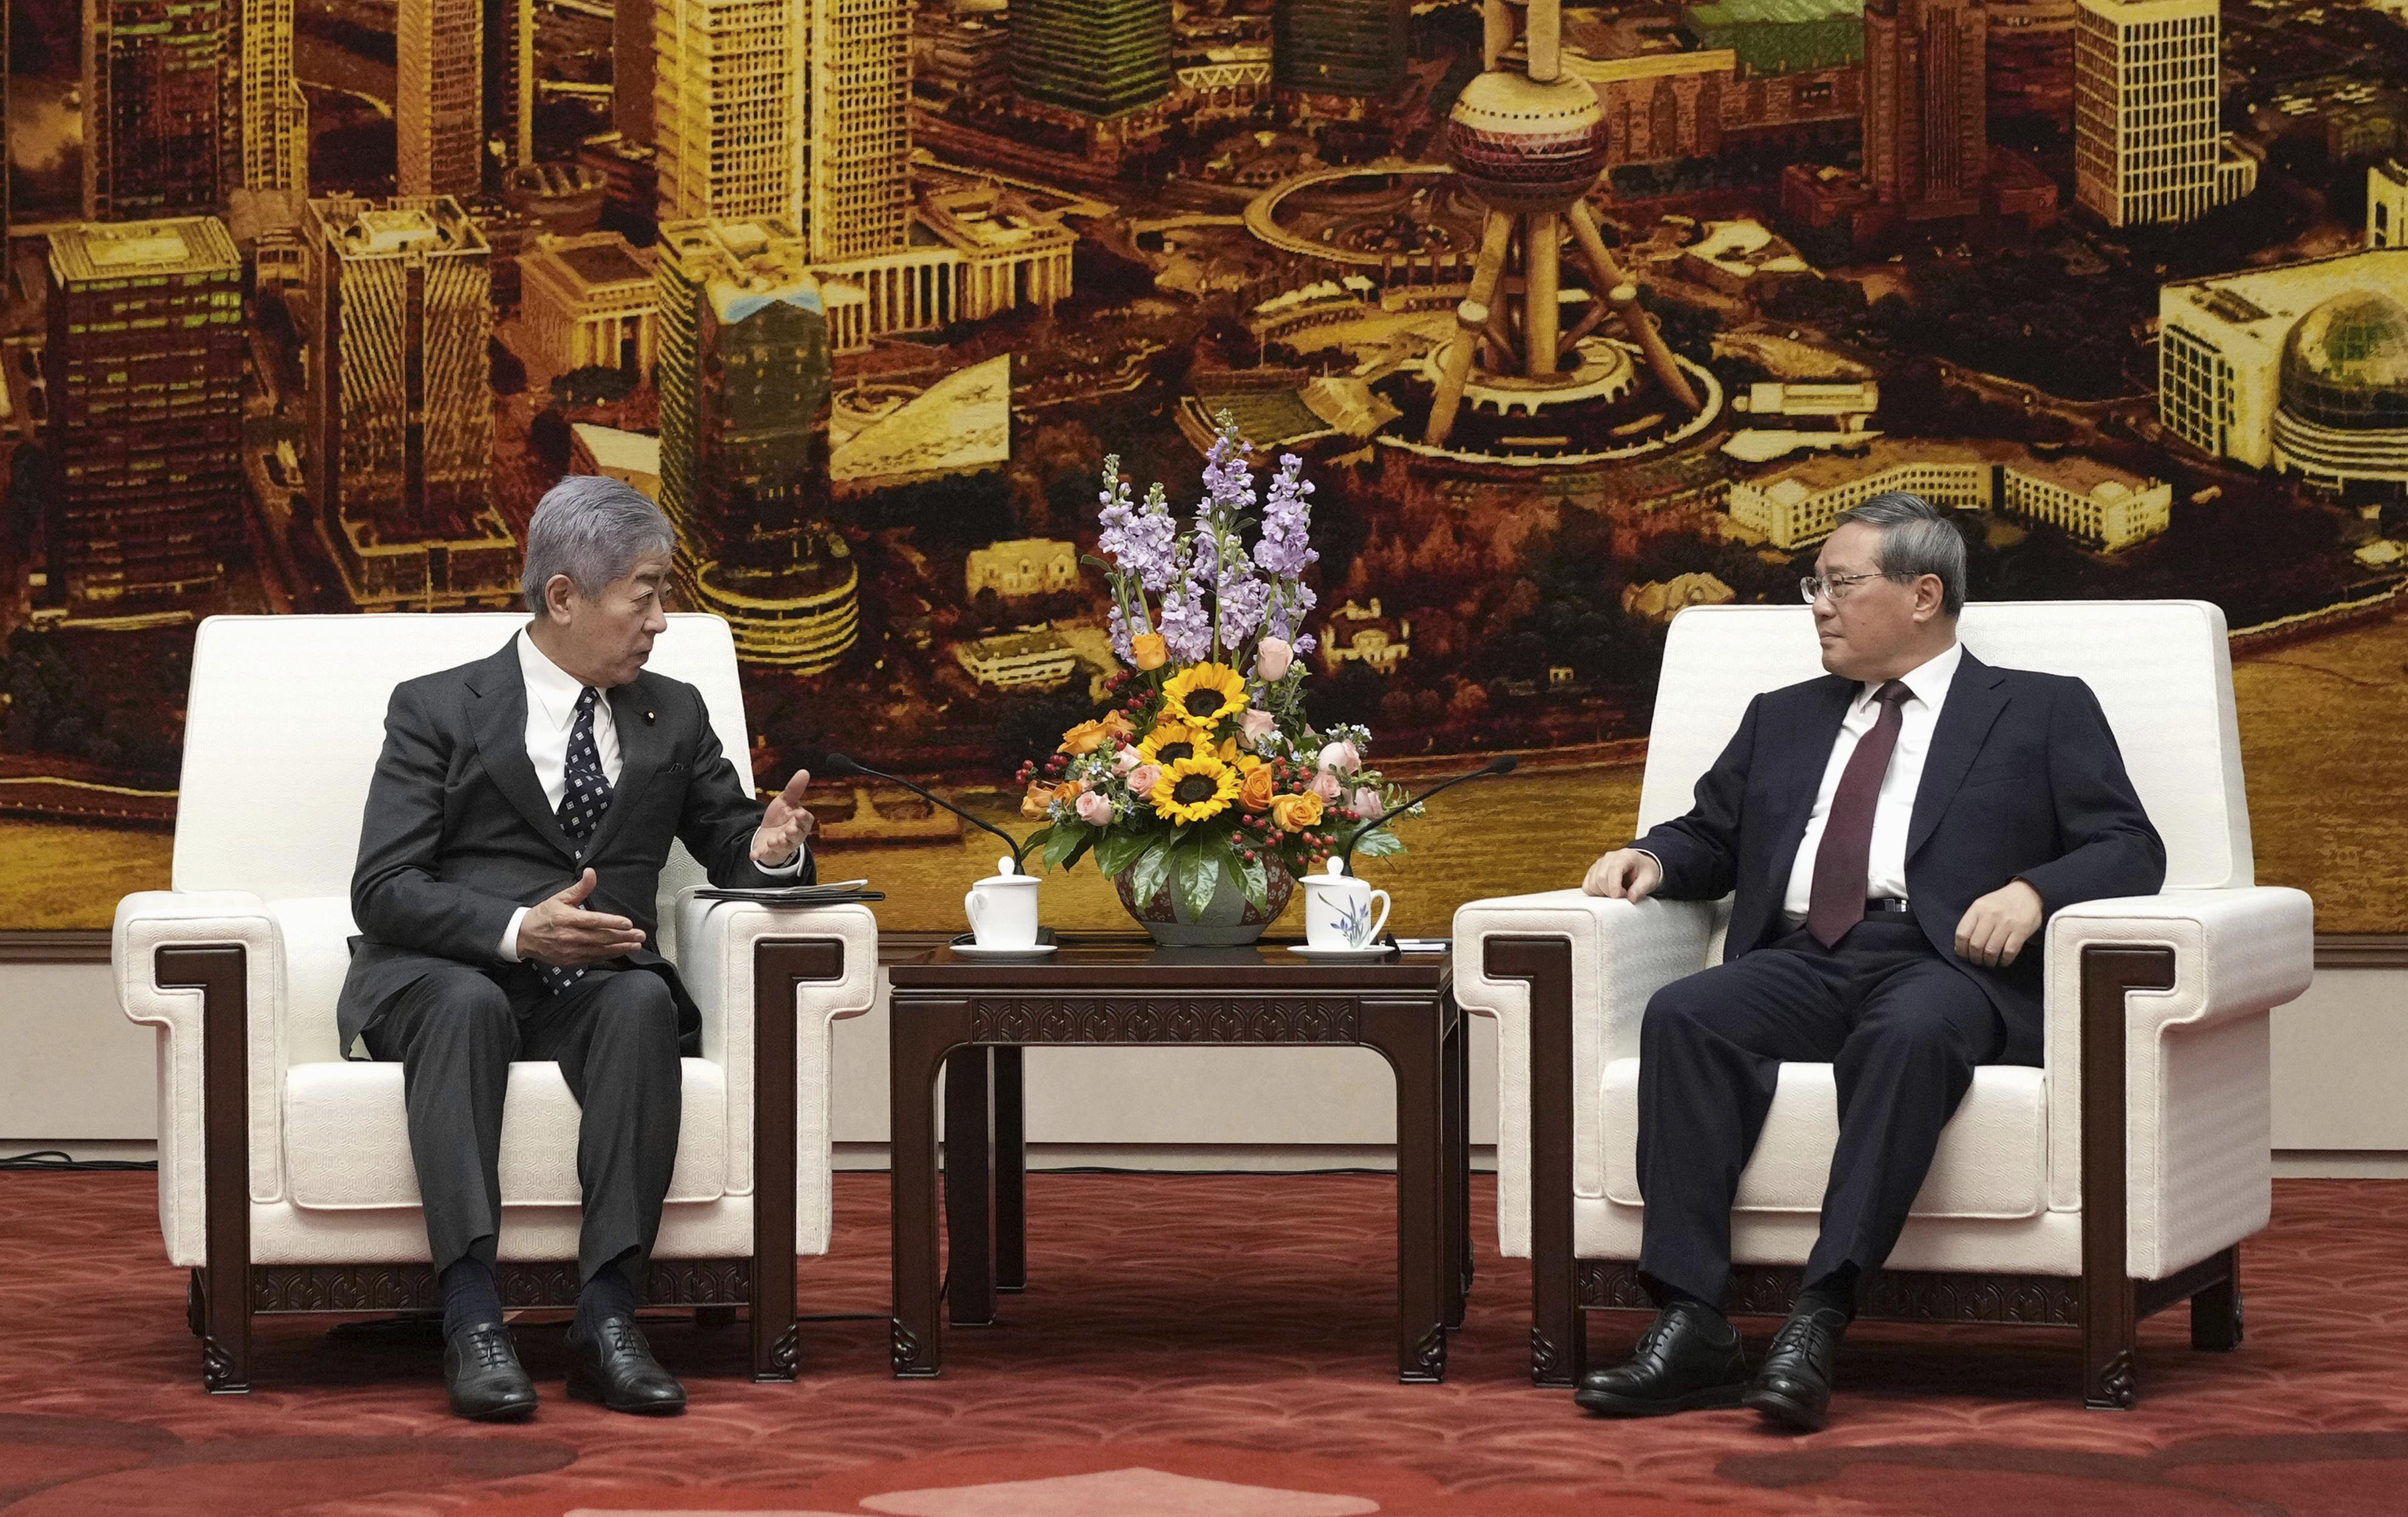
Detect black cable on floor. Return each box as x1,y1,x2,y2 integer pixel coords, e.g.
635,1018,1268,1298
0,1150,159,1172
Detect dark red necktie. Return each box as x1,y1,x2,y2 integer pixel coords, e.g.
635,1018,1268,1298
1806,680,1912,949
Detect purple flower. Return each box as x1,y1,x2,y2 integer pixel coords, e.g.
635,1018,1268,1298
1255,453,1318,579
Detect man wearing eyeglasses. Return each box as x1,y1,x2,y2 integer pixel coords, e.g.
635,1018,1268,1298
1574,491,2164,1430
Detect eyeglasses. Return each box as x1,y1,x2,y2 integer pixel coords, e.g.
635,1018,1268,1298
1799,572,1896,605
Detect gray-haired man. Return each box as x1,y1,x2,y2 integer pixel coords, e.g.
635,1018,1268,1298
1573,492,2164,1430
336,475,819,1420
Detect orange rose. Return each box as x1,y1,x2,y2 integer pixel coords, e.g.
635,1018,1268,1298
1131,632,1169,671
1058,713,1135,756
1270,792,1324,833
1238,762,1278,812
1021,782,1060,820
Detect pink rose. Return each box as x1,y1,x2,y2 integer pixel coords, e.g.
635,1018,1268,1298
1114,744,1143,773
1255,637,1293,682
1353,786,1381,818
1129,764,1162,797
1238,708,1278,748
1075,789,1114,826
1310,770,1344,802
1316,739,1362,776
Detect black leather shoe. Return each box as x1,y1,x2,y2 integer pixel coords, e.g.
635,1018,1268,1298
1743,1306,1848,1431
567,1316,687,1415
1573,1303,1748,1417
444,1322,537,1421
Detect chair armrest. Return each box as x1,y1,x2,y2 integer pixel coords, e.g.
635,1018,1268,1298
2042,886,2315,1274
113,890,285,1268
1452,888,1718,1258
675,895,879,1253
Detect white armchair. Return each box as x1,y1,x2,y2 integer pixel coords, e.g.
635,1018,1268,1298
1455,601,2313,1407
115,613,879,1393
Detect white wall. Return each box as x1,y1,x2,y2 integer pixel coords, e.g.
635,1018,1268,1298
5,957,2398,1170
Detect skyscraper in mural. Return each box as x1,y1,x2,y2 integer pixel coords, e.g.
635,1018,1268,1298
1010,0,1175,119
299,196,515,609
653,220,859,672
81,0,235,219
485,0,538,172
809,0,913,261
1862,0,1989,217
242,0,309,193
654,0,807,225
2072,0,2225,227
399,0,485,198
42,219,246,611
1273,0,1410,107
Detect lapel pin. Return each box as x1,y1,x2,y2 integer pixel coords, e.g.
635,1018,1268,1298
644,710,656,724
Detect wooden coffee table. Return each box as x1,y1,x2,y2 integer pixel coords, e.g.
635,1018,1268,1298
884,933,1469,1382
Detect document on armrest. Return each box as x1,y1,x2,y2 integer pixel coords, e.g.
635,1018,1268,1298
692,880,885,907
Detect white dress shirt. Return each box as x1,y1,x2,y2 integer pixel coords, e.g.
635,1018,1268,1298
1778,639,1963,925
501,630,798,962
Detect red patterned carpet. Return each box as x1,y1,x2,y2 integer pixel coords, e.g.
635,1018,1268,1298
2,1172,2404,1517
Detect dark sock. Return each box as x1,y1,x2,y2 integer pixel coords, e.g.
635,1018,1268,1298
1796,1265,1859,1323
572,1255,641,1342
1646,1277,1734,1339
440,1257,504,1340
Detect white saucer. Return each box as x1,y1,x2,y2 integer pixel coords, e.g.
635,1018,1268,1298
1287,942,1398,959
951,941,1058,957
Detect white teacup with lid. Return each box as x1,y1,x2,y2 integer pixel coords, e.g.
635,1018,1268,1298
964,856,1042,949
1300,858,1392,951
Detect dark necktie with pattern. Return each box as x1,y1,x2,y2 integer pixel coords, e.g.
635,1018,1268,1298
536,686,615,994
1805,679,1913,949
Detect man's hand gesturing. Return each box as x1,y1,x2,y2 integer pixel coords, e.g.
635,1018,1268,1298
517,869,647,966
1582,847,1663,902
751,768,816,867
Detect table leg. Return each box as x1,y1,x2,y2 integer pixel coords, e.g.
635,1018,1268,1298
1362,998,1449,1383
1442,999,1470,1328
943,1046,996,1327
890,999,970,1377
994,1046,1027,1292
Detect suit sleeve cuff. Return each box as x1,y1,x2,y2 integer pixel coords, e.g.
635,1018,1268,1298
500,906,529,962
755,848,808,877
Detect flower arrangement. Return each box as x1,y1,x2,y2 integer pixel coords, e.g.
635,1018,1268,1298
1016,419,1409,942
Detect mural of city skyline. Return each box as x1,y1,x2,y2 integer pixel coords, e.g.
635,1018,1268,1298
2,0,2406,935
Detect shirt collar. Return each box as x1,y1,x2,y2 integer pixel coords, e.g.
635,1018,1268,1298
1858,639,1962,713
516,628,594,730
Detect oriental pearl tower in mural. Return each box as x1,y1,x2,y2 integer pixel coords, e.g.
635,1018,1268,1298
1421,0,1710,450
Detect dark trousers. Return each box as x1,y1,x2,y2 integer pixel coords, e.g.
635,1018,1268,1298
1635,917,2008,1308
362,962,683,1285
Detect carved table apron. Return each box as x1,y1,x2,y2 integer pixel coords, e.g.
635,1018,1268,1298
885,934,1467,1383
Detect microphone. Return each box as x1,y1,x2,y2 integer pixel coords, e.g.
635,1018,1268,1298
1336,755,1518,877
819,752,1033,869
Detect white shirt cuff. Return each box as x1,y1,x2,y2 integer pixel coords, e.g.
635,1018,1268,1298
501,906,530,962
756,848,808,878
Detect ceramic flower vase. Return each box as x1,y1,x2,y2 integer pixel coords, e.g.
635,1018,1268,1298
1112,859,1296,947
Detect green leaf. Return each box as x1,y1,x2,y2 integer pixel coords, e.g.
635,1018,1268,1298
1229,840,1270,912
1129,837,1174,906
1040,823,1085,872
1094,827,1152,877
1348,825,1407,859
1060,830,1095,872
1175,833,1222,920
1022,824,1054,866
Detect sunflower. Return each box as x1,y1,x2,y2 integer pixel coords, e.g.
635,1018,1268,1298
1151,753,1240,825
1162,662,1249,726
1138,721,1211,768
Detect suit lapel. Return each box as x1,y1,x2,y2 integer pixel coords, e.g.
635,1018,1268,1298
465,639,580,861
585,679,668,858
1907,650,2010,862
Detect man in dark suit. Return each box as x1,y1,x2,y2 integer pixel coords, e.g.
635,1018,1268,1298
1573,492,2164,1431
337,475,818,1421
